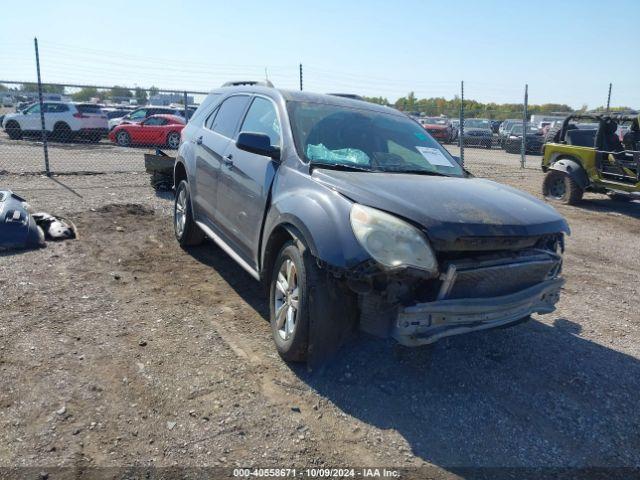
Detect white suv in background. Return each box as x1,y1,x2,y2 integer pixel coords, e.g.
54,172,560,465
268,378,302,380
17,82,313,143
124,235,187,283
1,101,108,142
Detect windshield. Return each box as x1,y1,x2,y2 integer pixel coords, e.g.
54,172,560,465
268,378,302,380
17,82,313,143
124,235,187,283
465,119,491,129
510,125,539,135
287,101,465,177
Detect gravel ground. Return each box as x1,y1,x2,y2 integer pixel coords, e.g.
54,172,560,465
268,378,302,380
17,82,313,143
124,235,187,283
1,143,639,479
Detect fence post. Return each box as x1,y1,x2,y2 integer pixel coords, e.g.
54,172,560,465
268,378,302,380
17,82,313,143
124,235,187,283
520,84,528,169
34,37,50,176
183,91,188,120
299,63,303,91
606,83,612,113
459,81,464,166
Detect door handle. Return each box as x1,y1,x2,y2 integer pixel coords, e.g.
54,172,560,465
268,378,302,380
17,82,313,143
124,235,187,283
195,136,203,145
222,154,234,167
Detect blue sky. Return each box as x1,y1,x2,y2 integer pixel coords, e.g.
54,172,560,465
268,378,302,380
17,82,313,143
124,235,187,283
1,0,638,108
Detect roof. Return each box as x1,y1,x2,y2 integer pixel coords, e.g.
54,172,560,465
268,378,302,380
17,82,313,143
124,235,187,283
209,84,401,117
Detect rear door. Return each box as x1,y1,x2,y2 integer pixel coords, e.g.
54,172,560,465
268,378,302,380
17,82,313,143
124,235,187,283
193,95,250,227
215,96,282,265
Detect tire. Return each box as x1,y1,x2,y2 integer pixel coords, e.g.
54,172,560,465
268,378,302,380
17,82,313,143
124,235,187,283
485,139,492,149
269,240,314,362
542,169,584,205
174,180,205,247
115,130,131,147
5,121,22,140
166,131,181,149
53,122,73,142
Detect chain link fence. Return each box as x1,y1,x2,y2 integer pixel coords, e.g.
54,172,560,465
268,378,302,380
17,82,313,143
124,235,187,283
0,76,622,183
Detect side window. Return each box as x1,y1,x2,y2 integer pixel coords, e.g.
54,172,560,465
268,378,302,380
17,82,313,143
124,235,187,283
144,117,167,126
211,96,250,139
47,104,69,113
26,104,41,114
204,107,220,130
240,97,281,147
130,109,147,120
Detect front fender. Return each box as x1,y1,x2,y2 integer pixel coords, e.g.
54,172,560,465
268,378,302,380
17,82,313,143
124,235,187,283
261,169,369,271
549,158,590,189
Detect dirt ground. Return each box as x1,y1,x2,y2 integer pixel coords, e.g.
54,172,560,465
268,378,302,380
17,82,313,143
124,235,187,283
1,156,639,478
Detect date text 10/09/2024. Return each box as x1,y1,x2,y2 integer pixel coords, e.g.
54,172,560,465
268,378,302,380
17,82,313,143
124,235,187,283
232,468,401,478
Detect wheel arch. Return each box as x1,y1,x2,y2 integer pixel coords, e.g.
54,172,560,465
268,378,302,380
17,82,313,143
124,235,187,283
548,156,590,189
173,160,187,189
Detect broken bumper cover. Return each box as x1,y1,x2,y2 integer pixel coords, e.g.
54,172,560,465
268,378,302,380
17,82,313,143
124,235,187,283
392,278,563,346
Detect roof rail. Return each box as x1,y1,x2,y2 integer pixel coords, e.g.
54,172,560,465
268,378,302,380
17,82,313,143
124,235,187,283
221,80,274,88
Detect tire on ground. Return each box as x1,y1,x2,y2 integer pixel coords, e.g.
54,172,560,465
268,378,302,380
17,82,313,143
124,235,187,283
269,237,357,365
174,180,205,247
542,169,584,205
5,121,22,140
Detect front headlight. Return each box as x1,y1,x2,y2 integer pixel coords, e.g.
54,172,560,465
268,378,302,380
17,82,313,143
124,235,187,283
350,204,438,273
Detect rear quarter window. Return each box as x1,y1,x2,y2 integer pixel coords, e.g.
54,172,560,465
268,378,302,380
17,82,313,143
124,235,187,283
76,104,103,114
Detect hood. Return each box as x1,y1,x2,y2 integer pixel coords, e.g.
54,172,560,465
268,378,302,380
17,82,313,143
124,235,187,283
312,169,569,248
425,124,448,130
464,128,492,135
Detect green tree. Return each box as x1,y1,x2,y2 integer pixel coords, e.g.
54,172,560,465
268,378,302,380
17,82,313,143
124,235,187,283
110,86,132,98
135,87,148,105
21,83,65,94
149,85,159,97
72,87,100,102
362,96,389,105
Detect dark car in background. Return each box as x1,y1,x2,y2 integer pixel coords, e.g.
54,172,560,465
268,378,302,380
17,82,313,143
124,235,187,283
498,119,523,147
173,84,568,365
461,118,493,148
503,124,544,154
108,106,196,131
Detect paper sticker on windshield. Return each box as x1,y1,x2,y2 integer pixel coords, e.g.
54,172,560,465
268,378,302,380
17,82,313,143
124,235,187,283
415,146,454,167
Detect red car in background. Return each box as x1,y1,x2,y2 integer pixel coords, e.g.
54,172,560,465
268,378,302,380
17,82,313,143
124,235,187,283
109,114,185,148
419,117,454,143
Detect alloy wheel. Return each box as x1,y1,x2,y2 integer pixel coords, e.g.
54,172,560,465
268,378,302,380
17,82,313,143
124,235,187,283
174,187,187,238
273,258,299,341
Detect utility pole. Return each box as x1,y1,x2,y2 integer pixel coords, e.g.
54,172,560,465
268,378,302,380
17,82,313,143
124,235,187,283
521,84,528,169
299,63,303,91
606,83,612,113
459,81,464,166
34,37,50,176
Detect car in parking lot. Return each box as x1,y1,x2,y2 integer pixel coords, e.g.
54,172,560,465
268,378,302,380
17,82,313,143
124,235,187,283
460,118,493,148
173,84,569,364
498,119,522,146
503,124,544,154
2,101,108,142
419,117,454,143
108,106,195,131
109,114,185,148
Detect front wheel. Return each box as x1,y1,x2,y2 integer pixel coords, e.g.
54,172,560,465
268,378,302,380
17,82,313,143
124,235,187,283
174,180,205,247
166,131,181,149
542,170,584,205
269,242,310,362
5,121,22,140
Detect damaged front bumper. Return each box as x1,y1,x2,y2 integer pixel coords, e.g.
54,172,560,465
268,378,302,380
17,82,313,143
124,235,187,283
392,278,563,346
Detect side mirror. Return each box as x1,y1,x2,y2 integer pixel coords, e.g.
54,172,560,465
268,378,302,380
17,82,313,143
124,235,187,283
236,132,280,160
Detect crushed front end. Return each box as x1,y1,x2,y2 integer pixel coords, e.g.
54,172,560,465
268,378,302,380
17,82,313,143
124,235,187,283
347,234,565,346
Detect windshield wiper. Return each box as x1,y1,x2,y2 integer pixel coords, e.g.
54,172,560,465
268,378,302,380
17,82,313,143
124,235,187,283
378,168,449,176
309,161,372,173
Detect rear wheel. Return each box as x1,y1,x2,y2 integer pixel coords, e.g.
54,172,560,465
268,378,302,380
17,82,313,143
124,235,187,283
116,130,131,147
174,180,205,247
53,122,73,142
5,121,22,140
543,169,584,205
167,131,181,149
